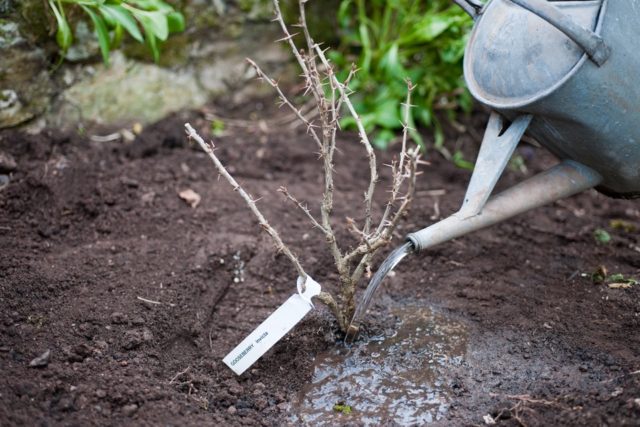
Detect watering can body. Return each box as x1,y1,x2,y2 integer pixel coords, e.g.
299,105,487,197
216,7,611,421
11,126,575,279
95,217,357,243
465,0,640,198
409,0,640,250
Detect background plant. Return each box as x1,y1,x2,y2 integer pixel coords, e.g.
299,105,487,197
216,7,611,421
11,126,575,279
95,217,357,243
331,0,474,153
47,0,185,64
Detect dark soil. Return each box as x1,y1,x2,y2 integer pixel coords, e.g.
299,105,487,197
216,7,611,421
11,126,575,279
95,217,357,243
1,104,639,426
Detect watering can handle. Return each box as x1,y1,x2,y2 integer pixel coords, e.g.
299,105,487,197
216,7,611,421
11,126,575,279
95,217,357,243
452,0,484,18
453,0,610,66
507,0,610,66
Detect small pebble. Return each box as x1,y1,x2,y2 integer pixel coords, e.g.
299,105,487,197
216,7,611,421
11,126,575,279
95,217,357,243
122,403,138,417
122,330,143,350
29,349,50,368
227,405,237,415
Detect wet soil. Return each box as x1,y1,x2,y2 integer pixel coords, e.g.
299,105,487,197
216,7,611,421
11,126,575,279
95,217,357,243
0,104,639,426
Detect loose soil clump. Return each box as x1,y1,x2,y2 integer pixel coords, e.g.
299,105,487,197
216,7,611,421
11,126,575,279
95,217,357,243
0,106,639,426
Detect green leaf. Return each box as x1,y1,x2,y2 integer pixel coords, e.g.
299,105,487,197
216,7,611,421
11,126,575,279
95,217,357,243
80,5,111,65
128,0,174,13
411,15,452,42
167,11,185,33
373,129,395,149
132,9,169,41
333,403,352,415
48,0,73,53
452,151,474,170
379,43,404,79
144,27,160,62
594,228,612,245
99,4,144,43
372,99,400,129
358,22,372,71
111,23,123,48
211,119,225,137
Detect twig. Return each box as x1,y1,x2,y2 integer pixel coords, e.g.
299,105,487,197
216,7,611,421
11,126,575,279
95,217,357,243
278,186,326,232
137,296,175,307
272,1,345,283
314,44,378,236
169,366,191,384
375,80,417,236
246,58,322,150
185,123,307,280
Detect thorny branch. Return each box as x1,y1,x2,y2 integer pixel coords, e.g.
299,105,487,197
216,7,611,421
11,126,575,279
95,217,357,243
245,58,322,151
185,123,343,322
185,124,307,278
188,0,421,331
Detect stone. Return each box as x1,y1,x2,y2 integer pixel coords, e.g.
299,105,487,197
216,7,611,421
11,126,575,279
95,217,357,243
122,330,143,350
122,403,138,417
55,52,209,127
0,19,53,128
28,349,50,368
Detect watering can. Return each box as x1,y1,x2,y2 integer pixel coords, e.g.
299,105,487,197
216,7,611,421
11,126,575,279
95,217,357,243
408,0,639,248
345,0,639,342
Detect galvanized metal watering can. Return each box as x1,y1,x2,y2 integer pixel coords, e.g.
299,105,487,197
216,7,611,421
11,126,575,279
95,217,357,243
408,0,639,251
346,0,639,341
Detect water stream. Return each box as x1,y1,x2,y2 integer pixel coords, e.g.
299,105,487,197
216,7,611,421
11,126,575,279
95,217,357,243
346,242,415,343
293,306,469,425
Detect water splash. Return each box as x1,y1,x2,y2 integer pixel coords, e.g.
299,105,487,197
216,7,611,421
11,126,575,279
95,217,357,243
293,306,468,426
346,242,414,342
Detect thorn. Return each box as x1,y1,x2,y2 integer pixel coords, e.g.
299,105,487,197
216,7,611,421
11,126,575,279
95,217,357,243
274,33,300,43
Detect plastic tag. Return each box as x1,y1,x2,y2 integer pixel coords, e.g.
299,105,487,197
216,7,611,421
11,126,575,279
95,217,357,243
223,276,321,375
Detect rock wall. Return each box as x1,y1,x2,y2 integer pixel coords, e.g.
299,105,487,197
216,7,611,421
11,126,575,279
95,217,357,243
0,0,339,130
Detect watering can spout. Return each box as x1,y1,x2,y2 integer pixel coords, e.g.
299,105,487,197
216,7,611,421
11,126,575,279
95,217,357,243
407,160,602,252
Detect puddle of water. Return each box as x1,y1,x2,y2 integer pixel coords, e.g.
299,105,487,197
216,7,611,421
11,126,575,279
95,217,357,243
293,307,468,426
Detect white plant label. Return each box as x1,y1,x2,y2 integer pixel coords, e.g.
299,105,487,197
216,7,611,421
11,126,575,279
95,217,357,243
223,275,322,375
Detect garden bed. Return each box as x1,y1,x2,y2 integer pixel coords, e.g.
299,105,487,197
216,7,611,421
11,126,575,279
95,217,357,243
1,104,638,425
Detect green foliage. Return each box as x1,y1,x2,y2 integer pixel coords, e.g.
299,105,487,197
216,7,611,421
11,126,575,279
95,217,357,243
590,266,638,287
593,228,611,245
332,0,474,150
210,118,225,137
609,219,637,233
606,273,638,286
333,403,353,415
47,0,185,64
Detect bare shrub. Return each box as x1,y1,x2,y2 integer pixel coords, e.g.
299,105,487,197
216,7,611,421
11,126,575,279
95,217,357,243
185,0,421,331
